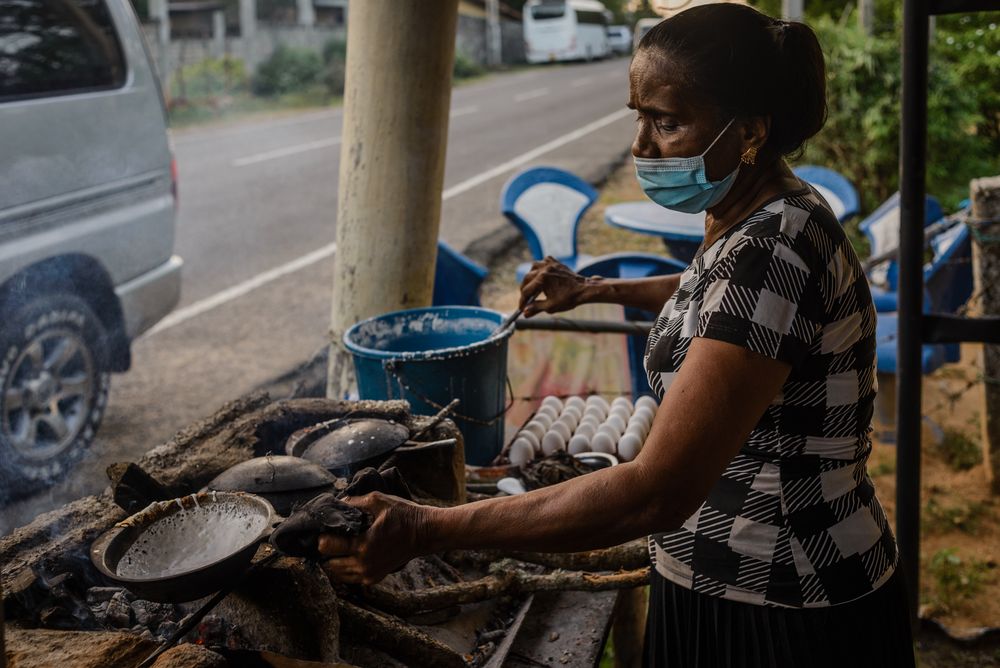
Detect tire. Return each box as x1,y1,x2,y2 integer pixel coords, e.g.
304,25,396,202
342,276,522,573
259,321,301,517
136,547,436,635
0,293,110,502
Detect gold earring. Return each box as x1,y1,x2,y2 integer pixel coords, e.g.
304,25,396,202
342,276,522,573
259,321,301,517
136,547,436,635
741,146,758,166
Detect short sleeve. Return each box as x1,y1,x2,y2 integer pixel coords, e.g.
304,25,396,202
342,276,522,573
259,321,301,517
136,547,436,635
696,236,823,365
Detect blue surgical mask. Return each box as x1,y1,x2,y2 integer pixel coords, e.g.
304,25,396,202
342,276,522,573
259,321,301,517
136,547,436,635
634,118,739,213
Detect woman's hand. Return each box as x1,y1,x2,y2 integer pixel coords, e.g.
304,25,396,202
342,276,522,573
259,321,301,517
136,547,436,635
318,492,426,586
519,257,593,316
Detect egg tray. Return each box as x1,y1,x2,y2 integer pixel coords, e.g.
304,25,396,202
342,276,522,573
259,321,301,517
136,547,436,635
507,395,659,466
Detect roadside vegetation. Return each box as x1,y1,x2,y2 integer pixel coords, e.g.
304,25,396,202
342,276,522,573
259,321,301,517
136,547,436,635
167,40,485,127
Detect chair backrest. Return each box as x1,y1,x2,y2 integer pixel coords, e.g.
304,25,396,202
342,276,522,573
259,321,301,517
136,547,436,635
792,165,860,222
433,240,488,307
860,191,944,289
925,221,972,314
500,166,598,263
576,252,688,398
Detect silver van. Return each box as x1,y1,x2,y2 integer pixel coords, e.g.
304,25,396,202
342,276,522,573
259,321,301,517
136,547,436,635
0,0,182,499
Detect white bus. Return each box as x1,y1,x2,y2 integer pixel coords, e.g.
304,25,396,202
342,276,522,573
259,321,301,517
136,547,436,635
524,0,611,64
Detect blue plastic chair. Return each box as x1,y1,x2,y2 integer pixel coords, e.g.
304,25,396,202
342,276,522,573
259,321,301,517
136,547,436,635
792,165,860,223
500,167,598,282
862,193,947,312
575,252,688,399
874,221,972,375
433,240,488,307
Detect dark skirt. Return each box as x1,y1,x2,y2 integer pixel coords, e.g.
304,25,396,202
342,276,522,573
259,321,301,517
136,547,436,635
643,569,916,668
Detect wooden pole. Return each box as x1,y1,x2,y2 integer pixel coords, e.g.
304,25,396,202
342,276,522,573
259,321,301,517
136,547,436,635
971,175,1000,493
327,0,460,398
859,0,874,35
781,0,803,21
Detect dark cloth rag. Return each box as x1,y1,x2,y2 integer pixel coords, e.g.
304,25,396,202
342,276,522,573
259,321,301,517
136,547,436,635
269,466,411,560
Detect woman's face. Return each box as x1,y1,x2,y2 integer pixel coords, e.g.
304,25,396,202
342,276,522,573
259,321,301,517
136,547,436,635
628,49,744,182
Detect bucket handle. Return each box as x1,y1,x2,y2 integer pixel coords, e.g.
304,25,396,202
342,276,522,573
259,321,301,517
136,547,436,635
383,360,514,427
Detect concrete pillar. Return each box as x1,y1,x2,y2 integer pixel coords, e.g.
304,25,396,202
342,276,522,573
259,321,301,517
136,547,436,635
297,0,316,27
781,0,803,21
239,0,257,72
149,0,171,93
971,175,1000,493
327,0,460,398
212,9,226,59
486,0,502,67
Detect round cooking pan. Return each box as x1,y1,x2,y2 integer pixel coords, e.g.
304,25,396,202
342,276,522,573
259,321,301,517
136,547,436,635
202,455,337,516
91,491,278,603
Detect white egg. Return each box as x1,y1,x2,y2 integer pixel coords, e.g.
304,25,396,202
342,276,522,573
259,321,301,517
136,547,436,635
574,422,596,439
583,404,607,421
542,430,566,455
523,420,547,440
561,405,582,422
579,413,601,430
565,396,586,412
568,434,591,454
636,395,659,412
635,405,656,422
611,396,634,412
533,413,554,430
537,404,559,422
585,394,604,407
597,423,619,442
557,413,579,432
604,414,627,436
541,396,564,412
610,405,632,423
590,430,616,454
550,420,572,441
517,429,541,453
509,438,536,466
617,433,643,462
625,420,646,436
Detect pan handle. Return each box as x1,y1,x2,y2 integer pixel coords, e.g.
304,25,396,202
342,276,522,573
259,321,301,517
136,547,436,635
408,399,461,441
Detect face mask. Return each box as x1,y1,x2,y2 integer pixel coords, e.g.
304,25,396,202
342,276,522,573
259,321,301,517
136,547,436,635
634,117,739,214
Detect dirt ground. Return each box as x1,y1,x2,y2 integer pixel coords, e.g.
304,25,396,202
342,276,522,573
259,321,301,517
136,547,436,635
481,162,1000,667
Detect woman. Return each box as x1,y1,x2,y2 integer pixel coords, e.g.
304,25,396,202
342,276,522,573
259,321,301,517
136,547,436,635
320,5,915,666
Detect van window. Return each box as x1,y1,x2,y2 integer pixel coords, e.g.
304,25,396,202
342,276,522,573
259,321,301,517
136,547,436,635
0,0,127,102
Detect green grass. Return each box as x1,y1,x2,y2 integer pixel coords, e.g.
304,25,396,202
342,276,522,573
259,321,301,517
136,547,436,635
936,428,983,472
168,89,341,129
923,497,991,534
926,548,992,613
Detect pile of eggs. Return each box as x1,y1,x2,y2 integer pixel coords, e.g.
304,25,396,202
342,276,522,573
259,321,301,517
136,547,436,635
508,395,658,466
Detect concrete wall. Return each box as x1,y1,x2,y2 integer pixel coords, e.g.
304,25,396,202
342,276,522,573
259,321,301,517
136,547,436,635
454,14,525,65
143,23,346,87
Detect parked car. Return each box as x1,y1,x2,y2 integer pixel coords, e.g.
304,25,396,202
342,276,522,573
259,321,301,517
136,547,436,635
0,0,182,500
633,17,660,51
606,25,632,55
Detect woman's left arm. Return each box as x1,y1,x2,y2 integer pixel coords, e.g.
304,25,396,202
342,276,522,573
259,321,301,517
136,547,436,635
321,338,791,584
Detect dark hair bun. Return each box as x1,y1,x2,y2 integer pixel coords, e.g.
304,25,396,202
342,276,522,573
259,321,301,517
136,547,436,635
638,4,827,157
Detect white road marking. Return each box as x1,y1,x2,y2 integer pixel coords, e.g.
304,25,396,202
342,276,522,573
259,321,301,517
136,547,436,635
232,137,342,167
571,77,593,87
150,106,633,335
442,106,633,200
514,87,550,102
146,242,339,335
450,105,479,118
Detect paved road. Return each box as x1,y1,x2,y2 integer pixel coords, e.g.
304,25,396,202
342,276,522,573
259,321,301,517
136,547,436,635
1,58,635,534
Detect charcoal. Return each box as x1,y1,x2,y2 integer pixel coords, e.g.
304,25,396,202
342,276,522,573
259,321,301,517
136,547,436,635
105,591,133,628
86,587,122,605
157,620,179,640
132,599,176,628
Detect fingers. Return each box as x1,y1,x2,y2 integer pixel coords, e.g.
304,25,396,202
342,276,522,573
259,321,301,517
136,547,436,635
318,533,359,557
322,556,367,584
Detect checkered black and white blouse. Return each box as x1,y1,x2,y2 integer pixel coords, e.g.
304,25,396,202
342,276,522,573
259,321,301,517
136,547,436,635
644,189,897,608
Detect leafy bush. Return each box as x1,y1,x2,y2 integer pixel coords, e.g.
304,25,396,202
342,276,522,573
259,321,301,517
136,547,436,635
927,548,991,613
172,57,248,102
799,13,994,215
923,497,990,533
322,38,348,96
453,51,485,79
253,45,323,97
936,427,983,471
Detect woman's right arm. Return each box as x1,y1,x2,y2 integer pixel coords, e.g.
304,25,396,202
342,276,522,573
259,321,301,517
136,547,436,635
519,257,681,316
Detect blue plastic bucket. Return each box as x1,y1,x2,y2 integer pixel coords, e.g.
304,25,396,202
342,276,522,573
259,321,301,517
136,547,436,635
343,306,512,465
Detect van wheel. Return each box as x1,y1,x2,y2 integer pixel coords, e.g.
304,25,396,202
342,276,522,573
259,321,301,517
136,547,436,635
0,293,110,501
